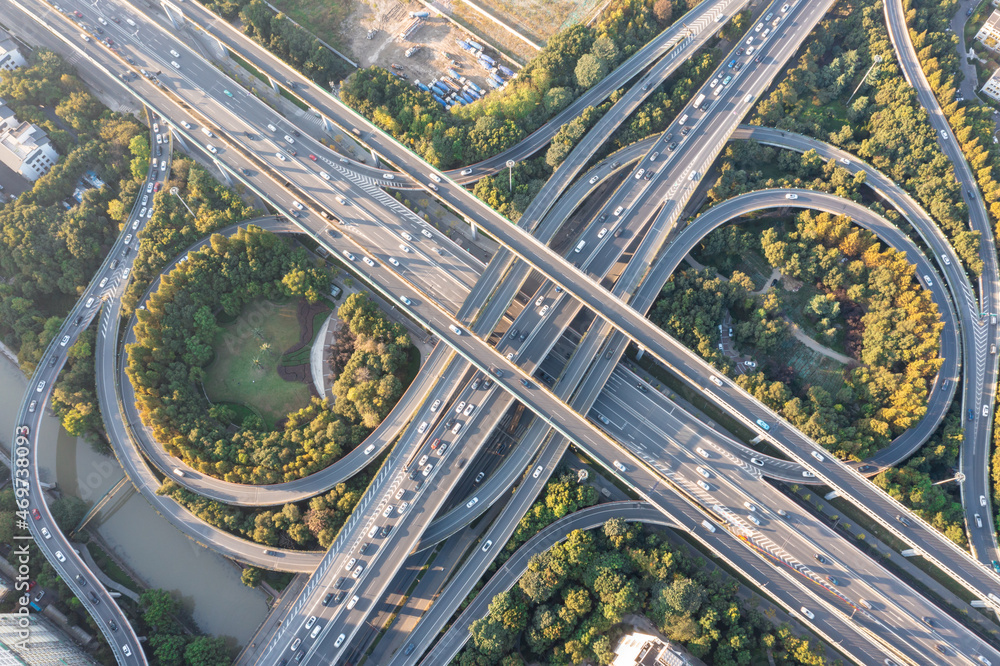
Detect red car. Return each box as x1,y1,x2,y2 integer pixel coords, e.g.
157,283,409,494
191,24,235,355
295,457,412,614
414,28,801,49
106,37,113,45
153,182,162,192
27,580,36,590
308,154,317,161
31,508,41,520
73,10,82,17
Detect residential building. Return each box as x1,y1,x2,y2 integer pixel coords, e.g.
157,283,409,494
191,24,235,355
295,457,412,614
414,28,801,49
0,614,98,665
983,68,1000,102
976,9,1000,50
612,631,689,666
0,103,59,181
0,30,26,72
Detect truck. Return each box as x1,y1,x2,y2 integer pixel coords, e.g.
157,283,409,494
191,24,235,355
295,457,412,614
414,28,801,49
467,81,484,94
416,81,430,92
404,46,419,57
432,94,447,106
461,92,476,104
485,77,501,89
497,65,515,78
693,93,706,109
478,53,496,67
409,11,429,17
467,39,484,51
456,39,472,51
447,68,460,79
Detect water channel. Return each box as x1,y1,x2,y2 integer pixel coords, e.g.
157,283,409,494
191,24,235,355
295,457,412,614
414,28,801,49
0,354,268,645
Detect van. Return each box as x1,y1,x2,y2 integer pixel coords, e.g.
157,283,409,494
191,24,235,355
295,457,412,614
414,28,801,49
701,520,716,533
451,422,462,434
368,524,378,538
678,114,689,125
574,240,586,253
347,595,359,609
310,625,321,639
125,18,136,26
173,468,185,477
201,127,214,138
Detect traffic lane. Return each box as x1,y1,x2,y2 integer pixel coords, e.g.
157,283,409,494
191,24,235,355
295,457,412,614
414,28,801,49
299,384,513,664
586,419,978,666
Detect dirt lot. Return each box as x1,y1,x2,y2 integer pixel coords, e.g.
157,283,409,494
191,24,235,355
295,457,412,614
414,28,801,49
346,1,509,99
458,0,607,50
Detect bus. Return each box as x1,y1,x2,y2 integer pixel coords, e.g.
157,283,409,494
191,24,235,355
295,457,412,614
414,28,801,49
693,93,707,109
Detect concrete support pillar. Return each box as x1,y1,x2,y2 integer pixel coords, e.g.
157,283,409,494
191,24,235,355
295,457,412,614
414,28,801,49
161,3,182,29
824,490,839,500
972,600,988,607
172,131,189,153
469,219,478,241
214,159,233,186
321,115,333,133
267,75,280,95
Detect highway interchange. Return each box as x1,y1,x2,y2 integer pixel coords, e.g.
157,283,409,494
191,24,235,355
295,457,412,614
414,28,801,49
6,0,1000,664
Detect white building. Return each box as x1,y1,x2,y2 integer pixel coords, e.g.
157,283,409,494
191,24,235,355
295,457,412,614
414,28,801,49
0,614,98,665
976,9,1000,50
0,121,58,181
983,68,1000,102
0,30,26,72
612,631,688,666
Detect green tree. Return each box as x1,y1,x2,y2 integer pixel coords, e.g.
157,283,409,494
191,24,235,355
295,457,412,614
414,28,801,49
49,496,88,532
575,53,607,89
241,566,263,588
184,636,231,666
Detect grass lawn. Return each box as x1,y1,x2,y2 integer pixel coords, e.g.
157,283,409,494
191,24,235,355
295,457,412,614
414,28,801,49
203,300,312,428
281,308,331,367
775,336,848,397
267,0,350,53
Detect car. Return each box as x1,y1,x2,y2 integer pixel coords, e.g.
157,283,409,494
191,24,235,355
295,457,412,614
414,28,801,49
744,502,756,512
40,527,50,539
345,557,357,571
589,175,600,184
464,403,475,416
696,447,709,458
922,616,937,628
776,508,788,517
970,408,976,421
895,514,911,527
481,539,494,552
785,193,798,200
539,305,550,316
709,375,723,387
755,419,770,431
710,77,719,88
750,457,764,467
399,244,412,254
389,257,400,267
405,643,416,656
35,380,45,393
747,514,761,526
122,645,132,657
467,497,479,509
361,256,376,268
73,10,82,17
697,480,711,491
597,227,608,239
383,173,395,180
800,607,814,620
985,405,991,417
696,466,711,479
455,401,467,414
977,514,983,528
422,464,433,476
305,615,317,630
28,400,36,413
810,451,824,462
154,182,162,192
55,551,66,562
170,60,181,69
206,144,218,154
320,171,331,181
343,251,355,261
417,421,429,434
451,421,463,434
276,152,286,161
802,471,815,478
334,634,346,647
421,229,433,238
352,563,365,578
398,501,409,514
922,274,933,287
815,553,829,564
533,465,543,478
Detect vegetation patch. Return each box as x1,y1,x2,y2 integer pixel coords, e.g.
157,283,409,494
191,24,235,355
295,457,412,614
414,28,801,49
653,211,942,461
202,299,326,428
127,227,413,484
457,518,832,665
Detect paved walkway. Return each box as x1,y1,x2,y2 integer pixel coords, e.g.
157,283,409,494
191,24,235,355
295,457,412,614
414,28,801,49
952,0,986,103
753,267,782,295
783,318,854,365
74,541,141,603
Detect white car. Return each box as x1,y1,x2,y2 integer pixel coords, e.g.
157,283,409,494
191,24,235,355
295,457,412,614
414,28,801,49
421,229,433,238
982,495,988,507
181,121,192,129
206,145,218,154
170,60,180,69
122,645,132,657
418,455,429,467
750,457,764,467
696,447,709,458
811,451,825,462
747,514,761,526
305,616,317,630
800,607,814,620
697,480,711,491
597,227,608,239
417,421,428,434
696,466,711,478
710,77,719,88
533,466,543,478
429,173,441,182
422,463,433,476
352,564,364,578
364,444,375,455
40,527,51,539
363,256,376,267
395,488,406,500
802,471,815,478
482,540,493,552
342,250,355,261
389,257,400,267
942,254,951,266
466,497,479,508
334,634,346,647
55,551,66,562
320,171,331,180
455,401,467,414
382,505,393,517
292,201,304,210
589,175,599,184
463,403,475,416
744,502,757,512
785,193,798,200
276,152,287,161
613,460,626,472
345,557,356,570
430,400,441,412
754,22,763,31
400,244,412,253
402,232,414,241
709,375,723,387
284,135,295,144
539,305,550,316
398,501,409,514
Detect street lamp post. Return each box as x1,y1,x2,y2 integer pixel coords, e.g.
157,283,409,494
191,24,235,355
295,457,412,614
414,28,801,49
506,159,515,192
170,186,195,217
932,472,966,486
847,55,882,106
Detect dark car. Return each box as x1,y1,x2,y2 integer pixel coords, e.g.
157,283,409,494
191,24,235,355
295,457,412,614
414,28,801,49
681,127,691,136
826,576,839,586
379,525,391,537
48,357,56,367
598,213,607,223
335,591,347,604
322,593,334,606
922,617,937,628
75,315,83,325
667,142,678,151
245,131,255,139
108,619,118,631
969,408,975,421
858,465,876,473
814,553,828,564
896,514,911,527
993,560,1000,575
89,591,101,605
755,55,763,63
